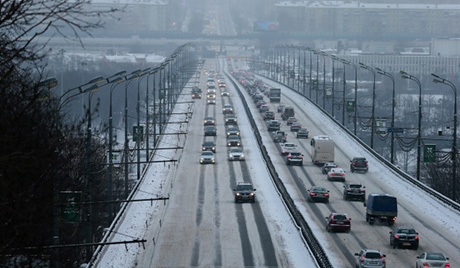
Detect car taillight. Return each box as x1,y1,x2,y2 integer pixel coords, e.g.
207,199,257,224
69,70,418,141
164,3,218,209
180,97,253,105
324,193,329,197
330,173,335,175
422,262,429,267
361,189,365,191
366,162,368,166
340,173,345,176
415,235,419,239
299,156,303,159
353,162,356,165
310,193,316,196
394,234,399,238
382,256,385,264
288,156,292,158
360,256,365,262
445,264,450,268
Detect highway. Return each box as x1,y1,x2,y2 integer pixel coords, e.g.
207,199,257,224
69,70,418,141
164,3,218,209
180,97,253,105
136,58,315,267
228,58,460,267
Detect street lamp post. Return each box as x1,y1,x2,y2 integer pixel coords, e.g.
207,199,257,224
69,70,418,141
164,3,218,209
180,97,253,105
123,71,140,198
400,71,422,181
107,73,125,221
136,69,150,181
376,68,396,164
432,73,457,201
360,63,377,149
307,48,313,99
321,52,326,109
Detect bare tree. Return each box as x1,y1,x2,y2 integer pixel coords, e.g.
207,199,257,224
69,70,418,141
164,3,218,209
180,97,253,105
0,1,119,266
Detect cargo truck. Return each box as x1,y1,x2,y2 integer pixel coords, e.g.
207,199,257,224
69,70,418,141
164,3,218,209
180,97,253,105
365,193,397,225
269,88,281,103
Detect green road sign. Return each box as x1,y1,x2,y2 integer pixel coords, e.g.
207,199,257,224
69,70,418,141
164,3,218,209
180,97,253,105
160,88,166,99
424,144,436,162
133,126,144,142
312,79,318,89
347,101,355,112
61,191,81,223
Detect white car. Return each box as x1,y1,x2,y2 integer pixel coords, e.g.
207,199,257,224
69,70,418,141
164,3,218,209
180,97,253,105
200,151,215,164
327,168,346,182
228,148,245,161
281,142,297,155
415,252,449,268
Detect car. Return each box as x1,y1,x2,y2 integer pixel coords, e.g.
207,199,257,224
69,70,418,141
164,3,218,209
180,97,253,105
233,182,256,203
325,213,351,232
355,249,386,268
281,142,297,155
390,227,419,249
296,128,309,138
343,183,366,201
228,147,245,161
259,104,269,113
322,162,338,174
290,122,302,132
273,130,287,143
200,151,215,164
221,90,230,96
202,141,216,153
222,104,233,114
225,114,237,125
207,87,216,94
267,120,281,131
264,111,275,120
226,126,240,136
203,116,215,125
306,186,329,203
204,126,217,136
415,252,449,268
256,100,267,108
227,135,241,147
191,87,202,99
327,168,346,182
287,117,297,125
286,151,303,165
350,156,369,173
277,104,285,113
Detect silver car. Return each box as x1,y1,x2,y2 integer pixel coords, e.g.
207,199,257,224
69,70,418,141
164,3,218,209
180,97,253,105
415,252,449,268
228,148,245,161
355,249,386,268
200,151,215,164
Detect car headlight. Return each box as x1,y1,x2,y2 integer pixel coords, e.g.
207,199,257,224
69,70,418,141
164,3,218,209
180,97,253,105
228,143,231,146
200,158,204,162
229,154,233,157
250,193,254,196
236,192,240,196
202,147,206,150
211,158,215,162
241,154,244,158
226,119,228,122
237,142,240,146
227,132,230,136
212,147,215,150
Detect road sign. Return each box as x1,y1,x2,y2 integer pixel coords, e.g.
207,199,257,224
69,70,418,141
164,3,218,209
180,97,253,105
61,191,81,223
346,101,355,112
387,128,404,133
133,126,144,142
424,144,436,162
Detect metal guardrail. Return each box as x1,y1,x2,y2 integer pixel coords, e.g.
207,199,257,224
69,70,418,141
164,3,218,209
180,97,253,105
226,72,334,268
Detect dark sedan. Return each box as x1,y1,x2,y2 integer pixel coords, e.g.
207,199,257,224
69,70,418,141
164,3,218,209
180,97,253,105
202,141,216,153
307,186,329,203
290,122,302,132
325,213,351,233
204,126,217,136
390,227,419,249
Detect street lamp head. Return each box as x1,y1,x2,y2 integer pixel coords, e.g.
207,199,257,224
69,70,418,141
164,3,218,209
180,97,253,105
88,76,105,84
401,74,410,79
125,73,138,81
431,73,441,79
85,84,99,93
110,76,124,84
39,77,58,89
399,70,408,75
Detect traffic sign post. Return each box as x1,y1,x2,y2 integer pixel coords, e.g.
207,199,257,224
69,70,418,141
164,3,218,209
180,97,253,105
133,125,144,142
60,191,81,223
346,100,355,112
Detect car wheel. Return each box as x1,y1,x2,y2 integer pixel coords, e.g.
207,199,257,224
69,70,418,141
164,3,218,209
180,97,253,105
325,199,329,203
393,242,396,249
413,244,419,250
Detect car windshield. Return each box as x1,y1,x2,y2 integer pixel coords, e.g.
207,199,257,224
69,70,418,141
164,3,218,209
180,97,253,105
229,136,239,140
291,152,301,156
426,253,446,260
313,187,327,192
237,184,253,191
365,252,382,259
203,142,214,146
349,184,361,188
285,144,295,148
332,214,347,221
202,152,213,156
397,228,416,234
231,148,243,153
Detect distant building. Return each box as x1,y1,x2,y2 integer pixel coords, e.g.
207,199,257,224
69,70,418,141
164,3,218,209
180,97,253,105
273,1,460,40
90,0,173,36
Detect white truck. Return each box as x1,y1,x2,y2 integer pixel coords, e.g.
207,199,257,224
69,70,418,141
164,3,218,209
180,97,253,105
310,135,334,164
269,88,281,103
